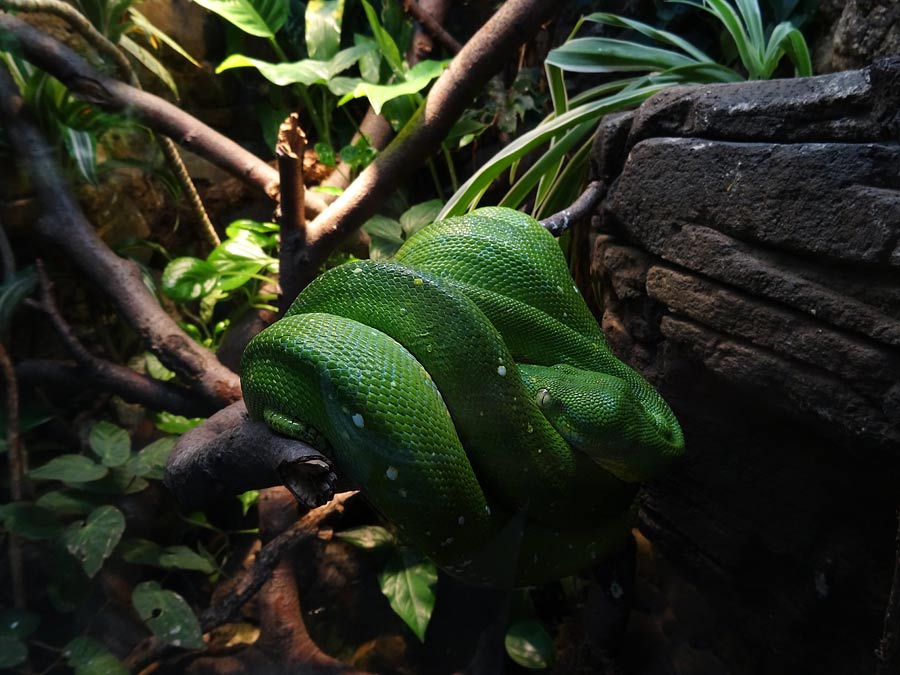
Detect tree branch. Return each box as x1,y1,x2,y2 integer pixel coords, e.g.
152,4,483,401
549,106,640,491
24,262,212,417
404,0,463,58
276,114,308,311
540,180,606,236
286,0,560,297
0,61,241,406
0,11,280,198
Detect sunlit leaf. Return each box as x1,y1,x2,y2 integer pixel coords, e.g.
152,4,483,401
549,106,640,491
337,525,395,549
378,546,437,642
338,59,448,114
132,581,205,649
154,412,205,434
62,505,126,577
161,257,220,302
216,43,373,86
546,37,697,73
191,0,287,38
360,0,402,74
305,0,344,60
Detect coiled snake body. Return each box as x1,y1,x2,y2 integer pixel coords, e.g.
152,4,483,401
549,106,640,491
242,208,683,586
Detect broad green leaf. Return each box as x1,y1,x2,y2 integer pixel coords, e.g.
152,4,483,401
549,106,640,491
378,547,437,642
355,33,381,83
209,238,276,265
337,525,395,549
145,352,176,381
0,502,61,539
119,538,164,565
29,454,108,482
132,581,205,649
72,467,149,495
191,0,286,38
216,44,373,86
62,505,126,577
119,35,179,97
305,0,345,60
89,421,131,467
315,141,337,166
399,200,442,237
0,637,27,668
360,0,402,74
582,12,713,62
161,258,220,302
504,619,555,669
159,545,216,574
224,218,279,238
0,266,37,336
36,490,97,515
338,59,448,114
63,127,99,185
362,215,403,244
546,37,697,73
128,8,200,66
64,636,128,675
0,609,40,638
125,436,176,480
311,185,344,196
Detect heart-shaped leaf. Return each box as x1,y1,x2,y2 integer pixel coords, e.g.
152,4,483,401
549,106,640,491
62,505,126,577
89,421,131,467
29,455,108,482
64,636,128,675
132,581,204,649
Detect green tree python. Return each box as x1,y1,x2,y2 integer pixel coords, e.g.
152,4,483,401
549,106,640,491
242,207,684,587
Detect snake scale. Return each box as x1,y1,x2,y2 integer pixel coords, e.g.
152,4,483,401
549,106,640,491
242,207,684,587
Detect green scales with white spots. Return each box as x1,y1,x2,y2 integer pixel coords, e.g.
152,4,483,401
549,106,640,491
242,207,684,587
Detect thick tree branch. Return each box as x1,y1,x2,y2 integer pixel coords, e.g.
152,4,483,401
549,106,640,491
165,401,338,510
0,63,241,406
287,0,560,297
0,11,280,198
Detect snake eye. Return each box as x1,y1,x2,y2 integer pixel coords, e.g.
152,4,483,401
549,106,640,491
536,388,552,408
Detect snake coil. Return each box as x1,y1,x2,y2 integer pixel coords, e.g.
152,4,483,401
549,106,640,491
242,207,683,587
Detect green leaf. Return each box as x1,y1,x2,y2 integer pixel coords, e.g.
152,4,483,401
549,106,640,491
582,12,713,62
145,352,176,381
305,0,345,60
132,581,205,649
362,215,403,244
0,502,61,539
119,35,179,97
0,637,27,668
0,609,40,639
399,200,442,237
62,505,126,577
360,0,402,74
315,141,337,166
0,266,38,335
159,545,217,574
36,490,97,515
73,466,149,495
337,525,395,549
191,0,287,38
154,412,205,434
505,619,555,669
763,21,812,77
674,0,761,77
118,537,164,565
128,8,200,66
64,636,128,675
378,546,437,642
338,59,448,115
89,421,132,467
216,44,373,86
161,258,220,302
311,185,344,196
63,127,99,185
546,37,698,73
224,218,279,238
125,436,176,480
237,489,259,515
29,454,108,482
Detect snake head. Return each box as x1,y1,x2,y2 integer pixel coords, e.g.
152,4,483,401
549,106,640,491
519,363,682,483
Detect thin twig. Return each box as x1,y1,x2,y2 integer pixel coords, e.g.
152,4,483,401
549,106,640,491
877,509,900,674
288,0,561,300
404,0,463,56
25,262,212,416
0,11,280,198
0,343,27,608
0,62,241,406
540,180,606,236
